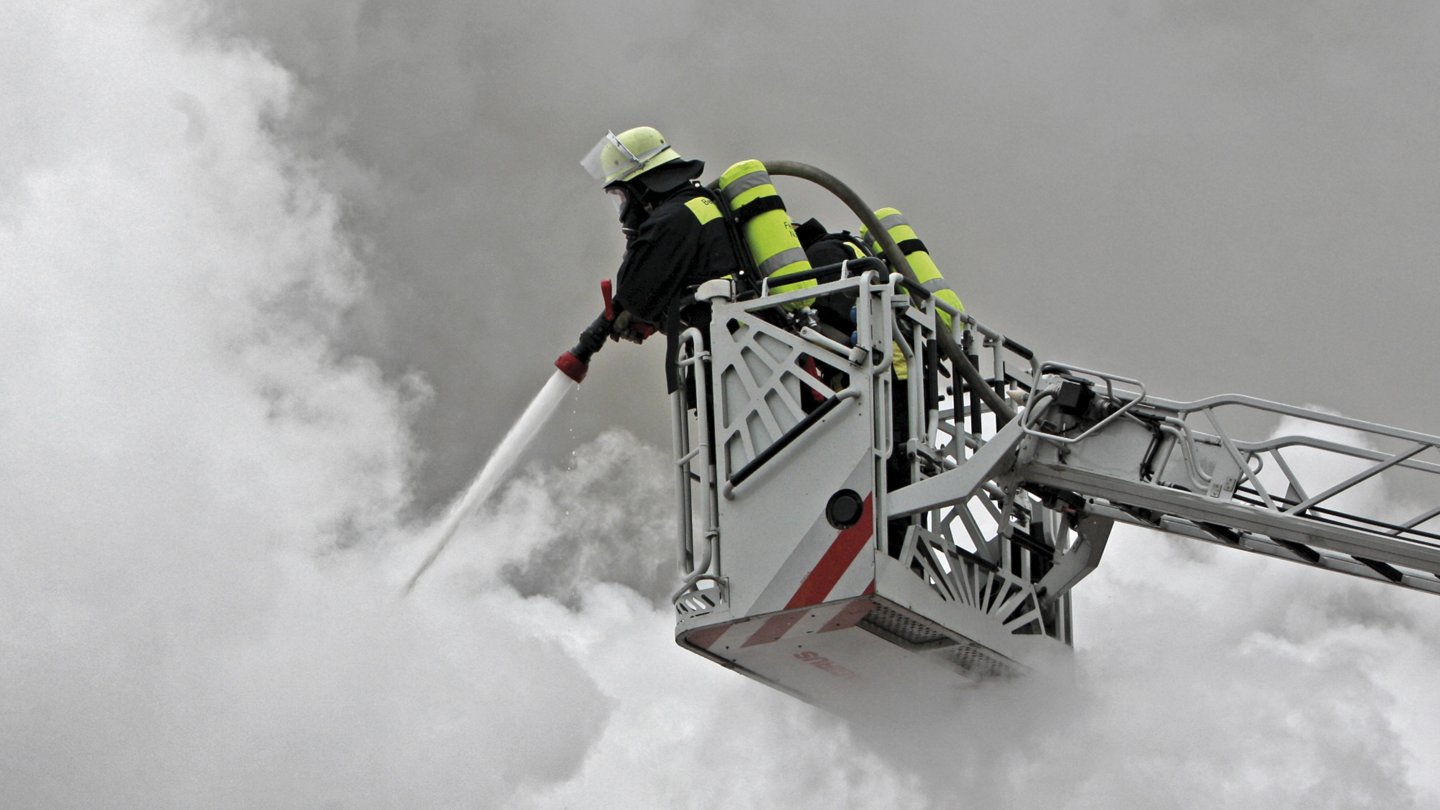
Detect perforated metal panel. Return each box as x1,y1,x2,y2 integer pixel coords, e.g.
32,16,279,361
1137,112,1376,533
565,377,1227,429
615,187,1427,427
857,601,1020,678
859,602,949,646
940,642,1017,679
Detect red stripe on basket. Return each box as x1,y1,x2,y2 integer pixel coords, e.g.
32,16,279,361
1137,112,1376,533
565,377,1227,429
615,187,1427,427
785,494,874,610
684,625,730,651
741,610,807,648
819,599,875,633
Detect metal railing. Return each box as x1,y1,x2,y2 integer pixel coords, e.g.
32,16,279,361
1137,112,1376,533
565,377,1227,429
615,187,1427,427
1139,392,1440,546
1018,370,1440,594
671,328,723,611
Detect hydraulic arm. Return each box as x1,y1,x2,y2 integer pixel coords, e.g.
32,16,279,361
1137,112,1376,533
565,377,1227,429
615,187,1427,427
891,363,1440,602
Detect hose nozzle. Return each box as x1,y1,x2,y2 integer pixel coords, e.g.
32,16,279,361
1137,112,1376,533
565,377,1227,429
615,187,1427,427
553,350,588,383
555,311,612,384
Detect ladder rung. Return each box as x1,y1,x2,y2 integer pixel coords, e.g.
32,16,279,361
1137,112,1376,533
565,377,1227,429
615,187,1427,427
1274,539,1322,565
1196,521,1242,546
1353,556,1405,583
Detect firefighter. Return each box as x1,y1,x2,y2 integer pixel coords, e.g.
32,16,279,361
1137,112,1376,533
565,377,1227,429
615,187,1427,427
799,213,964,558
578,127,741,387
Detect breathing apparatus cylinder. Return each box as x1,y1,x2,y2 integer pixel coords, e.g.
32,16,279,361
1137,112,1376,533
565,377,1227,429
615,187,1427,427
861,207,963,330
717,159,817,309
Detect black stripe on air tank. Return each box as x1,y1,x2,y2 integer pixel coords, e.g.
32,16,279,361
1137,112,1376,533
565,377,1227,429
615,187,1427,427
895,238,928,255
730,194,786,226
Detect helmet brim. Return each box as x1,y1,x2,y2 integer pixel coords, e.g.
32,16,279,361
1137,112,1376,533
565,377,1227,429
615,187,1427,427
580,131,681,184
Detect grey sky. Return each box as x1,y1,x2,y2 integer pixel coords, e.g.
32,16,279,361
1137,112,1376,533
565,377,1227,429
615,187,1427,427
223,0,1440,513
4,0,1438,805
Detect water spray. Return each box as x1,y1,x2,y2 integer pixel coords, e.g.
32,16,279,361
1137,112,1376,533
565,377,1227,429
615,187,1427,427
401,369,577,596
403,282,628,595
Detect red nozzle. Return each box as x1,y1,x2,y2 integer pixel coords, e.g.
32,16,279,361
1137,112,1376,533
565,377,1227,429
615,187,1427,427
555,351,588,383
559,310,611,384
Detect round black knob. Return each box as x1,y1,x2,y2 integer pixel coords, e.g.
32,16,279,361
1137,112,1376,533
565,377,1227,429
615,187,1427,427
825,489,864,529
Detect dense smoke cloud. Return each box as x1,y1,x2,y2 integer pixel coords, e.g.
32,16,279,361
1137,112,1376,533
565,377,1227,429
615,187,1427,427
0,3,905,805
4,1,1438,807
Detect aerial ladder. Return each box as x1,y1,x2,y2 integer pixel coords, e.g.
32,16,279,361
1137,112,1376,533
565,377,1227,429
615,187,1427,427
667,163,1440,708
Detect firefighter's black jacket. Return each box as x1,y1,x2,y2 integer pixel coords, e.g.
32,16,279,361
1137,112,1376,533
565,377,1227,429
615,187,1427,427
612,185,739,327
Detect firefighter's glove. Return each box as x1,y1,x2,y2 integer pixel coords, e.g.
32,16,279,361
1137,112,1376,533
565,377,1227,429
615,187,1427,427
610,311,647,344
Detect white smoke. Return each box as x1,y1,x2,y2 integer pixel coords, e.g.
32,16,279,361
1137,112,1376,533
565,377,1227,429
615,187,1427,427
5,2,1438,808
0,2,909,806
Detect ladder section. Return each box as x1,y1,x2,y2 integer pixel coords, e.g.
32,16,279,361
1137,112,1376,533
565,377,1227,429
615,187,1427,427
1013,365,1440,596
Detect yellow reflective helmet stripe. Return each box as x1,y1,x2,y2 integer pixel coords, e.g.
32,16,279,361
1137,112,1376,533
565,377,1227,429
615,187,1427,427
684,196,721,225
717,159,816,309
861,207,963,331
